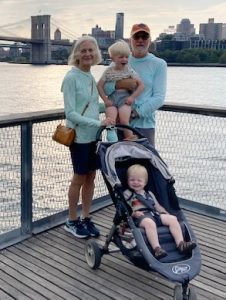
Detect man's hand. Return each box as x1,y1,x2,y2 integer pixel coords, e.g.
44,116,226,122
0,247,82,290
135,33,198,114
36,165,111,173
125,95,135,105
116,78,137,91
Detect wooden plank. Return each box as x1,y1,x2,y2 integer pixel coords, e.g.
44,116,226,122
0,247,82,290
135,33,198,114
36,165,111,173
0,268,47,300
0,291,14,300
0,205,225,300
19,238,133,300
0,277,31,300
10,243,120,300
0,256,78,300
43,230,173,299
93,207,226,299
55,226,222,300
35,234,165,300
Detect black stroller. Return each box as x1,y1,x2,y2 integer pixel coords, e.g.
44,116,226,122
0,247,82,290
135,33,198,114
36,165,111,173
84,125,201,300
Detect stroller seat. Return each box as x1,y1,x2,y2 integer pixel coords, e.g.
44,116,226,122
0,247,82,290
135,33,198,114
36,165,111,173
86,131,201,296
139,222,190,263
119,217,190,263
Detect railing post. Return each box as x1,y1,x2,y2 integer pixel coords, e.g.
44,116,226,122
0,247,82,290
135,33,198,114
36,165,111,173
21,121,33,235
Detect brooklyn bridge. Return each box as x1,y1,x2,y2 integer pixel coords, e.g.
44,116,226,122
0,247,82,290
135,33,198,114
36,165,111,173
0,15,106,64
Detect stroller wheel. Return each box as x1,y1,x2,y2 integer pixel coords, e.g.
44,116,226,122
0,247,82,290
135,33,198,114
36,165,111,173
85,240,102,269
187,286,197,300
173,285,197,300
173,285,183,300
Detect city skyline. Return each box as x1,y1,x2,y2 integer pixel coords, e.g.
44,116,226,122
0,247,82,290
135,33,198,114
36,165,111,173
1,0,226,40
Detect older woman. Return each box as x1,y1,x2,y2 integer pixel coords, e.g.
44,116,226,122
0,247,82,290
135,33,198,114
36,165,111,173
61,36,114,238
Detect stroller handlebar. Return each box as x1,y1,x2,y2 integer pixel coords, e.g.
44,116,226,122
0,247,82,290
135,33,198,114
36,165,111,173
96,124,144,141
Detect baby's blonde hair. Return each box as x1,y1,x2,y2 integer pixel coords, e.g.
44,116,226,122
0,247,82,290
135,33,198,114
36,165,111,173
127,164,148,183
108,40,131,57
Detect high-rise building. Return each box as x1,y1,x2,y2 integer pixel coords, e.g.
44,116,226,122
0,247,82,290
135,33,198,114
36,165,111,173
199,18,224,40
222,24,226,40
91,25,115,49
175,18,195,40
115,13,124,40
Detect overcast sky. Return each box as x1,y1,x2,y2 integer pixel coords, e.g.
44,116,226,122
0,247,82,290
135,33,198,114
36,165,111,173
1,0,226,40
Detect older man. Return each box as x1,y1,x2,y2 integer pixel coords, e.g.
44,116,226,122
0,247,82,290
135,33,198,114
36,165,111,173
117,23,167,147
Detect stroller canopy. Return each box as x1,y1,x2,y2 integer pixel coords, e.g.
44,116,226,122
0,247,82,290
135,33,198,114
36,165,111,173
98,140,174,188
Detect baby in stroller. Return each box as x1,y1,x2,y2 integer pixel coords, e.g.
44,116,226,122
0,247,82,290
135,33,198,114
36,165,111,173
85,127,201,299
124,164,196,259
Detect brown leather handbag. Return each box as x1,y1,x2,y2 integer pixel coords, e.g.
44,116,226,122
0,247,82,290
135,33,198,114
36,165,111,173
53,80,93,146
52,101,90,146
52,124,76,146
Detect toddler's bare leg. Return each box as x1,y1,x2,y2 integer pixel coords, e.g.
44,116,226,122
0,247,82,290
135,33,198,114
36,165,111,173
105,106,118,141
118,105,134,139
139,218,160,249
106,106,118,121
161,214,184,246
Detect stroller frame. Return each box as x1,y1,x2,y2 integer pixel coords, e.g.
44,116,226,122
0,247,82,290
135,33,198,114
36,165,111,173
85,125,201,300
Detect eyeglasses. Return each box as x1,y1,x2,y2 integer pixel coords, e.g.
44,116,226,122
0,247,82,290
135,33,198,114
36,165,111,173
132,33,150,41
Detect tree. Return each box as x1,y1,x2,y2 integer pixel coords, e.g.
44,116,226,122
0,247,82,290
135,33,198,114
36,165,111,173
154,48,226,64
219,51,226,64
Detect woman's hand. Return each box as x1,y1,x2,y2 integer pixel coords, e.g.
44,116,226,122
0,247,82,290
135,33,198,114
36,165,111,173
101,117,115,127
105,98,114,108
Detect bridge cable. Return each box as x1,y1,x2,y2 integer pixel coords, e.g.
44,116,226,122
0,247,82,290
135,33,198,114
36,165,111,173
51,18,79,40
0,18,30,29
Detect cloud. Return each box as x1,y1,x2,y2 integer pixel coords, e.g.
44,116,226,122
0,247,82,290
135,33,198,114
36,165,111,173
0,0,226,40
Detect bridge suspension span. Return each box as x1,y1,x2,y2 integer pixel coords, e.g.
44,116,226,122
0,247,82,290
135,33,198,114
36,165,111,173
0,18,30,38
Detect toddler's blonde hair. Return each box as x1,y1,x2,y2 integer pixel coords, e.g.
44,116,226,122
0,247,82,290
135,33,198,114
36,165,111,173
108,40,131,57
127,164,148,183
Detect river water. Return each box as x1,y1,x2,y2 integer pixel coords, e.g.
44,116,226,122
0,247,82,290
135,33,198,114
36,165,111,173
0,63,226,116
0,63,226,232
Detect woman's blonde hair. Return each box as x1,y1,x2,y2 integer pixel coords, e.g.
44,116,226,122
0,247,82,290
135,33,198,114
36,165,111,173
127,164,148,183
108,40,131,57
68,35,102,66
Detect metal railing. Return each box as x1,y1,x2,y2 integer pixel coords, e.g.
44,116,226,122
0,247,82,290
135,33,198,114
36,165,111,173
0,103,226,249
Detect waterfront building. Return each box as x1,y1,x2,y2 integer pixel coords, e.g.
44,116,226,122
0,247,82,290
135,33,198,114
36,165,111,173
199,18,226,40
92,24,106,38
0,47,9,58
91,24,115,50
155,39,190,51
155,16,226,51
175,18,195,41
115,12,124,40
54,28,61,41
9,43,20,58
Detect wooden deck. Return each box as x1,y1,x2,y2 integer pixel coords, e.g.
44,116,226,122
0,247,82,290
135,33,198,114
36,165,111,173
0,205,226,300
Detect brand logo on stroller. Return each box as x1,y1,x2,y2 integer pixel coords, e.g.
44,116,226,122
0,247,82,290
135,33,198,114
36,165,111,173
172,264,191,274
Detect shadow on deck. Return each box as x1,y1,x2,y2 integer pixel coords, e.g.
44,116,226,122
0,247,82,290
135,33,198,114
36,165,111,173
0,205,226,300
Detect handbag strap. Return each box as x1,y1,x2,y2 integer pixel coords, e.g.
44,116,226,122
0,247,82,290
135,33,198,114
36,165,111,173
80,79,94,116
81,102,89,115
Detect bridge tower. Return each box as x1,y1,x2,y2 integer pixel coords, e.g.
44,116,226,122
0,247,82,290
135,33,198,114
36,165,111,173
31,15,51,64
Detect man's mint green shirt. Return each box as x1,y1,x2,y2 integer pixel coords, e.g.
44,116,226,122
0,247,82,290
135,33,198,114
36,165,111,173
129,53,167,129
61,67,104,143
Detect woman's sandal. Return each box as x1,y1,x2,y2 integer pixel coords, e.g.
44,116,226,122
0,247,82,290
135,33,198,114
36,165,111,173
154,246,167,259
177,241,197,254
